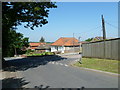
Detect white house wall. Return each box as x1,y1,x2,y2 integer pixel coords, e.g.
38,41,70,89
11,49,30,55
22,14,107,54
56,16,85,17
45,50,50,52
51,46,64,53
51,46,57,52
58,46,64,51
51,46,80,53
65,47,73,50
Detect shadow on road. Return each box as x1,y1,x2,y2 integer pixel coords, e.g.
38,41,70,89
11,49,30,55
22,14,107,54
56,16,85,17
2,77,29,88
34,85,50,89
2,77,50,89
2,55,67,72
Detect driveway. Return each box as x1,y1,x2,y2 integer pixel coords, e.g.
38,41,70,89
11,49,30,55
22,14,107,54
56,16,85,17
2,54,118,88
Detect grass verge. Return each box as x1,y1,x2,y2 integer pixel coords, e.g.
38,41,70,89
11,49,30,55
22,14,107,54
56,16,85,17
73,58,119,74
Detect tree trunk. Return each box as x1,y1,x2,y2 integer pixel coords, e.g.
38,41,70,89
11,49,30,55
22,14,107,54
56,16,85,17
15,47,17,56
2,58,8,68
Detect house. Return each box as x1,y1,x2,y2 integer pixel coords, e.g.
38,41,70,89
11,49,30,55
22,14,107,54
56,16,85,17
35,44,51,53
28,42,46,50
51,37,80,53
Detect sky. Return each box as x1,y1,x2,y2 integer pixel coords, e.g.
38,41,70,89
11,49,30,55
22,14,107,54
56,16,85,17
16,2,118,42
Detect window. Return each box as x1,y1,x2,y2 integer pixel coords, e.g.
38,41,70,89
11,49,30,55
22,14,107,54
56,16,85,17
55,46,58,51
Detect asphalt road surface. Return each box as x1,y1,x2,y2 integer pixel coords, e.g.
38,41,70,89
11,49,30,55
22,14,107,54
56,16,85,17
2,54,118,88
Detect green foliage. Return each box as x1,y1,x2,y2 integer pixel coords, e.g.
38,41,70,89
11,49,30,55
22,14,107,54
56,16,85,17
22,38,29,47
2,2,57,57
26,49,34,54
2,2,57,30
17,49,26,55
46,42,54,44
3,29,29,57
85,38,93,42
39,36,45,42
27,52,54,56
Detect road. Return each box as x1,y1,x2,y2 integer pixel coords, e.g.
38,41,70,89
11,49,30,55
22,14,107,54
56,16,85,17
2,54,118,88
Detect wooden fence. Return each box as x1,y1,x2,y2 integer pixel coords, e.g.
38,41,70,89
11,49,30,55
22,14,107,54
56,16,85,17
82,38,120,60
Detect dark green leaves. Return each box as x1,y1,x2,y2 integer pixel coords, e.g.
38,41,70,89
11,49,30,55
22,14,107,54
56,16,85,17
2,2,57,57
39,37,45,42
2,2,57,30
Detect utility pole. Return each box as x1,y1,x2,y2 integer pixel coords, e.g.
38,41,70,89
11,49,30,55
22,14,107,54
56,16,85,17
78,36,82,64
78,36,81,52
101,15,106,59
73,33,75,52
101,15,106,40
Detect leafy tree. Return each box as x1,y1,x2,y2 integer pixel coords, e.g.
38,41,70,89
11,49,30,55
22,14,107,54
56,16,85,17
22,38,29,48
2,2,57,58
2,2,57,30
3,29,29,57
14,36,29,56
39,37,45,42
85,38,93,42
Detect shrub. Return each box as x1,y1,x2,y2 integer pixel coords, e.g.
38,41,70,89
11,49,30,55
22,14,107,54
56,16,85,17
26,49,34,54
27,52,55,56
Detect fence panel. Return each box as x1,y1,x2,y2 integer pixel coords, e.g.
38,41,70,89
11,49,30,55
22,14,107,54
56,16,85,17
111,39,118,60
105,40,111,59
82,38,119,60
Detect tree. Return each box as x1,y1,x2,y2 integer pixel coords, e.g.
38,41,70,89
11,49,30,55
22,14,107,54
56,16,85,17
3,29,29,57
2,2,57,30
85,38,93,42
13,34,29,56
2,2,57,68
39,37,45,42
2,2,57,57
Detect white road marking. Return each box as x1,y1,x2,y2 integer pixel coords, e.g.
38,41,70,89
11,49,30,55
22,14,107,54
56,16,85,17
59,63,63,66
49,62,69,67
51,62,55,64
65,64,68,67
55,62,59,65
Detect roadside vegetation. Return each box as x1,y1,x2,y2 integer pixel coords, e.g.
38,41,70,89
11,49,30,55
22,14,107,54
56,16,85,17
73,58,119,74
26,51,55,57
2,2,57,67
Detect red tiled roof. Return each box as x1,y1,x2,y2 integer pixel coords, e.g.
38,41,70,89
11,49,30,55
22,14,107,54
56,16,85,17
29,42,46,50
51,37,80,46
29,43,46,47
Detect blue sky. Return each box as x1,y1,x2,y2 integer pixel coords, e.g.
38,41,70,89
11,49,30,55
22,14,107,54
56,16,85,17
16,2,118,42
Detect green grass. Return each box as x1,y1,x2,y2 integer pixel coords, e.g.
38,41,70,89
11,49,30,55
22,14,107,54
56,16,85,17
73,58,119,74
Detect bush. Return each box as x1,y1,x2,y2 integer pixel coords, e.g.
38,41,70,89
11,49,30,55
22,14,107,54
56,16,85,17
27,52,55,56
45,52,55,55
26,49,34,54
